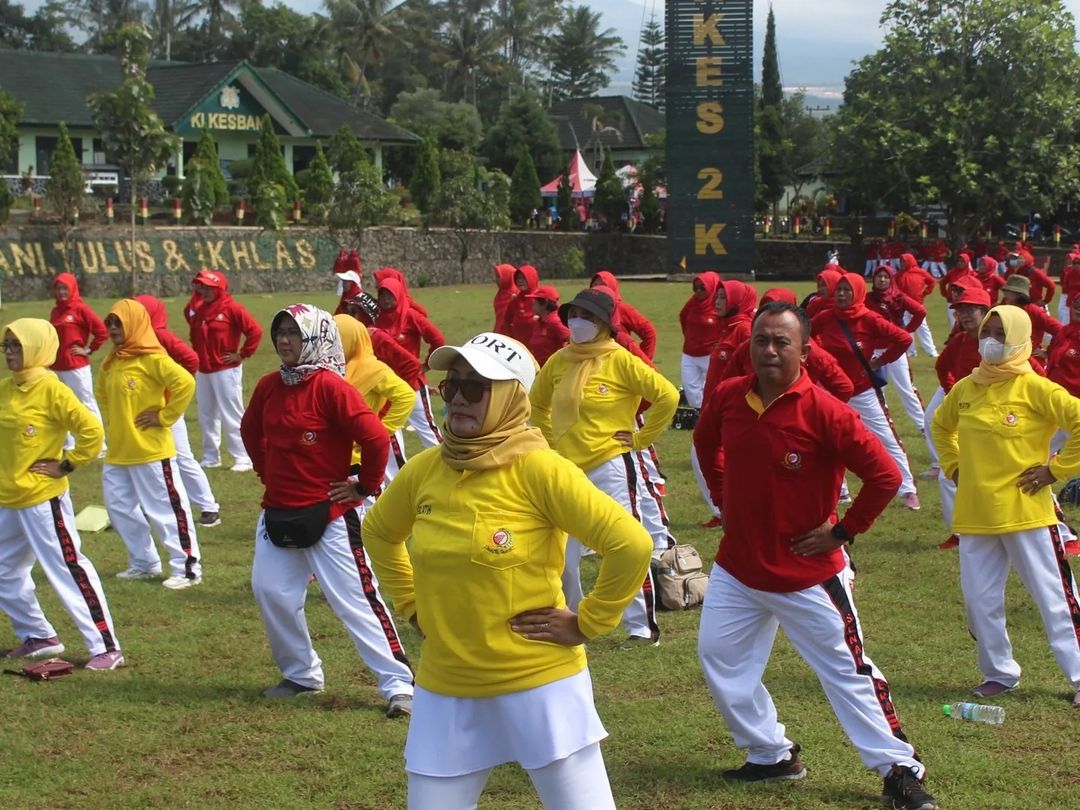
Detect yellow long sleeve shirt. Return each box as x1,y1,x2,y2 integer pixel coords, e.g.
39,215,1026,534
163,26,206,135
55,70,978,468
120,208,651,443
530,348,679,472
351,371,415,466
96,354,195,466
361,445,653,698
0,375,104,508
932,372,1080,534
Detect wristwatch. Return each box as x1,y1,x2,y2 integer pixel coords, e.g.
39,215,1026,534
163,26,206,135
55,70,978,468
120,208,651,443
831,522,852,545
58,459,75,475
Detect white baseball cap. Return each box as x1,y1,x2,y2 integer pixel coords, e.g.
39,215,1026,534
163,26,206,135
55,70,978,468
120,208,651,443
429,332,538,391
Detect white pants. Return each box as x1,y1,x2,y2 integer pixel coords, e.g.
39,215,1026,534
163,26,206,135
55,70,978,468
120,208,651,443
848,389,914,496
924,386,945,469
103,459,201,579
251,509,413,698
680,353,710,409
698,566,923,777
691,442,722,518
563,455,660,640
864,260,878,276
923,261,947,279
408,386,443,448
407,742,614,810
959,526,1080,690
171,417,219,512
196,367,250,466
883,352,924,432
0,492,120,656
903,312,937,357
56,367,106,452
1058,296,1071,325
635,448,674,552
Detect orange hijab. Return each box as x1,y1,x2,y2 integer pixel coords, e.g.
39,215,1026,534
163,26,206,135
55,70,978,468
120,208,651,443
102,299,165,369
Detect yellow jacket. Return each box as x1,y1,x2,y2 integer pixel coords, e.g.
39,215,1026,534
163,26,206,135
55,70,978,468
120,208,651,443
96,354,195,465
361,445,653,698
351,371,415,466
0,375,104,508
932,372,1080,534
530,348,678,471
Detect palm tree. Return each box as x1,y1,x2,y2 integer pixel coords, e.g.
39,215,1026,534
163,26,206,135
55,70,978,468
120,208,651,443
546,6,625,101
437,0,503,107
64,0,150,52
492,0,563,84
323,0,399,105
151,0,200,61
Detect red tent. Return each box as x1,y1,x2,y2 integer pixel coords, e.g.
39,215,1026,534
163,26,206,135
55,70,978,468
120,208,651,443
540,150,596,198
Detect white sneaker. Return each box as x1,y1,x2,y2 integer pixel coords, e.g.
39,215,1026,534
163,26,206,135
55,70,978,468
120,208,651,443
162,574,203,590
115,567,162,580
200,459,222,469
229,462,253,473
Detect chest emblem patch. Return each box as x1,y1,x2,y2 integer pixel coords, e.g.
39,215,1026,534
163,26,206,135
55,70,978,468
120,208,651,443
487,528,514,554
1004,412,1018,427
597,384,609,394
125,378,137,390
300,431,318,446
782,451,802,469
23,424,37,437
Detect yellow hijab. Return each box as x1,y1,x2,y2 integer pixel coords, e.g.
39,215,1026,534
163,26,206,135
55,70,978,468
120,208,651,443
441,378,548,471
550,326,620,443
970,304,1034,386
334,314,390,397
5,318,59,389
102,299,165,369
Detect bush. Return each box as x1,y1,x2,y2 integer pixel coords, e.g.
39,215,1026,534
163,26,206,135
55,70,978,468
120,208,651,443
227,159,254,179
162,175,182,196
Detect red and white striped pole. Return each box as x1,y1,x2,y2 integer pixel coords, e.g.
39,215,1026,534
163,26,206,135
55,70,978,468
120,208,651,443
236,199,245,225
105,197,114,224
173,197,182,223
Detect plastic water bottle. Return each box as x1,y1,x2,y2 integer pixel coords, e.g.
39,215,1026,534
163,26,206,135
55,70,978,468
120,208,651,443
942,702,1005,725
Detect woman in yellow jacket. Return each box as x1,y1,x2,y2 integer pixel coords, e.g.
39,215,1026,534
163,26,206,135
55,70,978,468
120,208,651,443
0,319,122,669
530,288,679,644
932,304,1080,705
97,299,201,590
335,314,414,495
362,332,653,810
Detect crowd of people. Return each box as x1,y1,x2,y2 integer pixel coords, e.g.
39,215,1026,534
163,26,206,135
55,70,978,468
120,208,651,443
4,241,1080,810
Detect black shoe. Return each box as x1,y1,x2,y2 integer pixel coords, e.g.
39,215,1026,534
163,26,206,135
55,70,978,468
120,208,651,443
882,765,938,810
721,744,805,782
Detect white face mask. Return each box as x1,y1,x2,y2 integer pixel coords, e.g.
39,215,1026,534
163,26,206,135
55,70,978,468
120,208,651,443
568,317,600,344
1007,258,1021,269
979,336,1023,364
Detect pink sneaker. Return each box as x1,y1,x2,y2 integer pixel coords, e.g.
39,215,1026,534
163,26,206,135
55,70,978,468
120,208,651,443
85,650,125,671
972,680,1016,698
7,636,64,658
900,492,921,511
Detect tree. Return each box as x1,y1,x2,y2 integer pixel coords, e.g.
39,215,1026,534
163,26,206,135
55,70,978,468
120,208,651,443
181,158,217,224
409,135,441,216
0,0,78,51
88,22,179,294
429,150,510,281
327,124,368,176
592,148,624,231
547,7,625,101
389,89,483,152
303,141,334,224
632,14,665,110
556,171,576,229
64,0,148,52
248,114,300,206
757,7,786,222
492,0,562,86
780,90,828,205
328,153,399,252
192,128,228,206
0,89,23,170
832,0,1080,242
508,147,540,227
324,0,399,105
149,0,198,61
482,90,562,181
46,123,85,225
437,0,503,108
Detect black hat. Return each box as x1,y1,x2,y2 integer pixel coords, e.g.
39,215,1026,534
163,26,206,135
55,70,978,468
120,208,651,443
346,291,380,324
558,287,615,330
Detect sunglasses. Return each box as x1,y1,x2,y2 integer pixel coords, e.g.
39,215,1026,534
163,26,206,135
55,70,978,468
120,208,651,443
438,377,491,404
2,341,22,352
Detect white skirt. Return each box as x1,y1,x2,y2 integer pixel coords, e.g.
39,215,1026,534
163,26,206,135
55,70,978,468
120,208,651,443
404,668,607,776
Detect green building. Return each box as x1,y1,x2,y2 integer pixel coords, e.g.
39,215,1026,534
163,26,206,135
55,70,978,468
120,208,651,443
0,49,418,194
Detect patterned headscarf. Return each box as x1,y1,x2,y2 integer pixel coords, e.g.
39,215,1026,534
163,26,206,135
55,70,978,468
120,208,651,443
270,303,345,386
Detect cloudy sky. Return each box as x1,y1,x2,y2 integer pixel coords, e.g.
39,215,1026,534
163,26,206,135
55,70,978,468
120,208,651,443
17,0,1080,101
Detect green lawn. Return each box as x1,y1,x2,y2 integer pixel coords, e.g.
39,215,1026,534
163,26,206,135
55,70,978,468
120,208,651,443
1,280,1077,810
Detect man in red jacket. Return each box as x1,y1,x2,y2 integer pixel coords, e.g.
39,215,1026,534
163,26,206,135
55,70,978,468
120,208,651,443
188,268,263,472
893,253,938,357
694,302,937,810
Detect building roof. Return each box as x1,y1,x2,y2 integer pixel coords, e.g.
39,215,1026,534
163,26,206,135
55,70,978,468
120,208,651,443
545,95,663,152
0,49,417,144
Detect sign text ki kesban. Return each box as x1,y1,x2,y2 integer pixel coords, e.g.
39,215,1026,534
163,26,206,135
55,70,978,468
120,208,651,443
666,1,753,274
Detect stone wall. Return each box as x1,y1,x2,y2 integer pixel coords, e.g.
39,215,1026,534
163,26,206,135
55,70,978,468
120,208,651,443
0,225,1072,300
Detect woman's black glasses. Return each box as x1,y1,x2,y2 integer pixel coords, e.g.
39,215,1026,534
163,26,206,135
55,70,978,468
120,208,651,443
438,378,490,403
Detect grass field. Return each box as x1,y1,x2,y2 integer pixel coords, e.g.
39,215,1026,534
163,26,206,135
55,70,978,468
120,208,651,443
1,279,1078,810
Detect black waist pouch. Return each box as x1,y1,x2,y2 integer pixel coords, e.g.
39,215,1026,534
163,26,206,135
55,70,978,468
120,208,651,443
264,501,332,549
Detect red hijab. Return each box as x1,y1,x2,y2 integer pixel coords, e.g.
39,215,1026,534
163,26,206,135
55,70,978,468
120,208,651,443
682,271,722,317
374,267,428,317
719,279,758,327
591,270,622,299
375,276,412,336
977,256,999,280
835,271,868,320
760,287,797,306
868,263,904,305
52,272,83,314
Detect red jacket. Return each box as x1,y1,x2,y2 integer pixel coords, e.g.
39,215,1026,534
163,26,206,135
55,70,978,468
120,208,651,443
49,273,107,371
1024,302,1062,348
527,310,569,366
1046,325,1080,396
694,371,901,592
811,308,912,396
894,254,936,301
702,320,752,398
679,271,722,355
497,264,540,343
720,338,854,402
134,295,199,375
370,326,422,390
240,369,389,519
867,274,926,332
189,294,263,374
492,264,517,329
591,271,658,358
975,257,1005,304
1006,251,1056,306
934,332,981,392
1061,262,1080,306
938,264,978,301
374,277,446,370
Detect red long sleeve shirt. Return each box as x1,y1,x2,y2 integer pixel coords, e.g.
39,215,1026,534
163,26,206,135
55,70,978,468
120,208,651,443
49,301,107,371
811,310,913,395
1025,303,1062,348
240,370,389,520
527,311,569,366
702,320,752,398
1006,265,1056,306
934,332,981,392
189,296,263,374
977,272,1005,304
370,327,421,390
1061,266,1080,306
616,302,657,359
157,330,199,375
894,265,936,302
721,339,854,402
1046,326,1080,396
374,308,445,369
867,289,926,332
694,371,901,592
